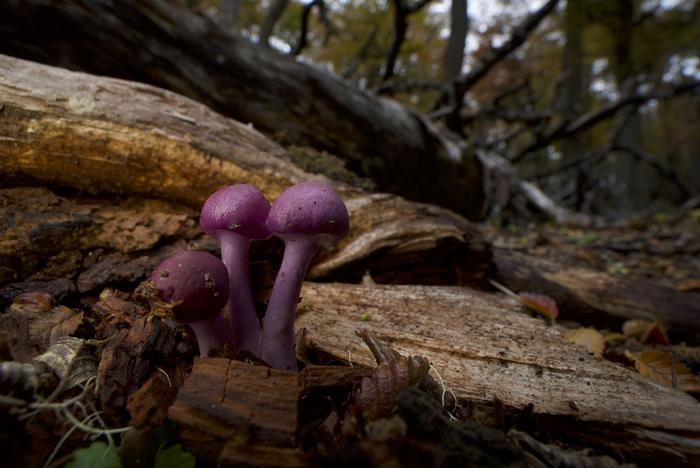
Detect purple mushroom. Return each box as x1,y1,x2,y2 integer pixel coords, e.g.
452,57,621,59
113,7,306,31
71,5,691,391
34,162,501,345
200,184,271,354
261,181,349,371
151,250,230,356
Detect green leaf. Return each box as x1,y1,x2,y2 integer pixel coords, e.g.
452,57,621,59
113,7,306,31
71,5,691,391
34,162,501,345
66,441,121,468
155,444,196,468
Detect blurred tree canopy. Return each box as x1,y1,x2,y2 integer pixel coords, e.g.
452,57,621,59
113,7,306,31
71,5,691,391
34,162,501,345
193,0,700,220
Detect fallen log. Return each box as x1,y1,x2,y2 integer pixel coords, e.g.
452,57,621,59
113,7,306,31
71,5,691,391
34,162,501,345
491,248,700,343
0,0,484,219
296,282,700,465
0,55,490,289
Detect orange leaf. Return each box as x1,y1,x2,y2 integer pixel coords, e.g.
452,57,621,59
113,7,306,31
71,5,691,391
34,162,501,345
622,319,651,339
622,319,670,345
626,350,700,393
518,292,558,320
564,328,604,357
640,320,670,346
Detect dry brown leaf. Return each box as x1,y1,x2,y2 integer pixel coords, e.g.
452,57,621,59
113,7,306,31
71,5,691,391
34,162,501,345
564,328,604,357
28,305,83,349
622,319,652,339
621,319,669,345
603,332,626,345
625,350,700,393
639,320,670,345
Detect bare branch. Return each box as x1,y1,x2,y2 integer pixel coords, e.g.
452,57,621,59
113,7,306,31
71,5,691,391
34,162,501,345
291,0,333,57
382,0,434,82
439,0,560,129
376,79,449,95
511,79,700,163
613,145,695,198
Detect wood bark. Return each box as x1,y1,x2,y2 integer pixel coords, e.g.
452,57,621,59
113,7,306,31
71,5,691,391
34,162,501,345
491,248,700,343
296,282,700,465
258,0,291,47
0,55,490,290
168,358,369,465
168,358,303,463
442,0,468,83
0,0,484,219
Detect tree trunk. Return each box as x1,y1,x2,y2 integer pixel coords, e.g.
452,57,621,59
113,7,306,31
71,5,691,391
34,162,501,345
610,0,654,212
0,54,490,291
554,0,589,210
442,0,468,83
258,0,290,47
296,282,700,466
0,0,484,219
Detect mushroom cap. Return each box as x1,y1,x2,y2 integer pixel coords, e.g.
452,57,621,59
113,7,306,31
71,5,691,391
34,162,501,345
267,181,349,240
151,250,229,323
200,184,271,240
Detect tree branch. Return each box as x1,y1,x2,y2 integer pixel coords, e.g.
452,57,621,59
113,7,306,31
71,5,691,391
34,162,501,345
291,0,333,57
612,144,695,198
382,0,433,82
376,79,449,95
440,0,560,130
511,79,700,163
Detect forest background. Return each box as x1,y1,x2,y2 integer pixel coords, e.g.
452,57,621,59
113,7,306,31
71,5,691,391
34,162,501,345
194,0,700,222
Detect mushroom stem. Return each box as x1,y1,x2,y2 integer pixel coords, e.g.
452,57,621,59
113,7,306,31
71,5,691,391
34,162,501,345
261,237,318,371
219,231,262,353
189,314,231,357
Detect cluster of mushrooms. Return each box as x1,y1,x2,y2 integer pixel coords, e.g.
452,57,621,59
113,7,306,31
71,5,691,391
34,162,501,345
151,182,349,372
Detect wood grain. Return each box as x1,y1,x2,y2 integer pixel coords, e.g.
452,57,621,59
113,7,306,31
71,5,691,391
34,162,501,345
296,282,700,462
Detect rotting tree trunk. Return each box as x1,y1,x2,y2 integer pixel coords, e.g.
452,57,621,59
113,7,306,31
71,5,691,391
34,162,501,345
0,55,490,290
296,282,700,466
0,0,484,219
491,248,700,343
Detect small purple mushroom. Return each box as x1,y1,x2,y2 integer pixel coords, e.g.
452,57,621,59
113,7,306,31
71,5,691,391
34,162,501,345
200,184,270,354
151,250,230,356
261,181,349,371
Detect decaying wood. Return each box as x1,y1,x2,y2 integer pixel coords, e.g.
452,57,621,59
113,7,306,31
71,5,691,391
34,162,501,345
168,358,304,464
168,358,375,465
0,0,485,218
98,315,189,426
0,55,490,287
0,187,193,287
492,248,700,343
295,282,700,465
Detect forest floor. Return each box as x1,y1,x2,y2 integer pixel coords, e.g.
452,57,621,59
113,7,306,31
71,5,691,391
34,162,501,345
1,207,699,468
485,209,700,292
